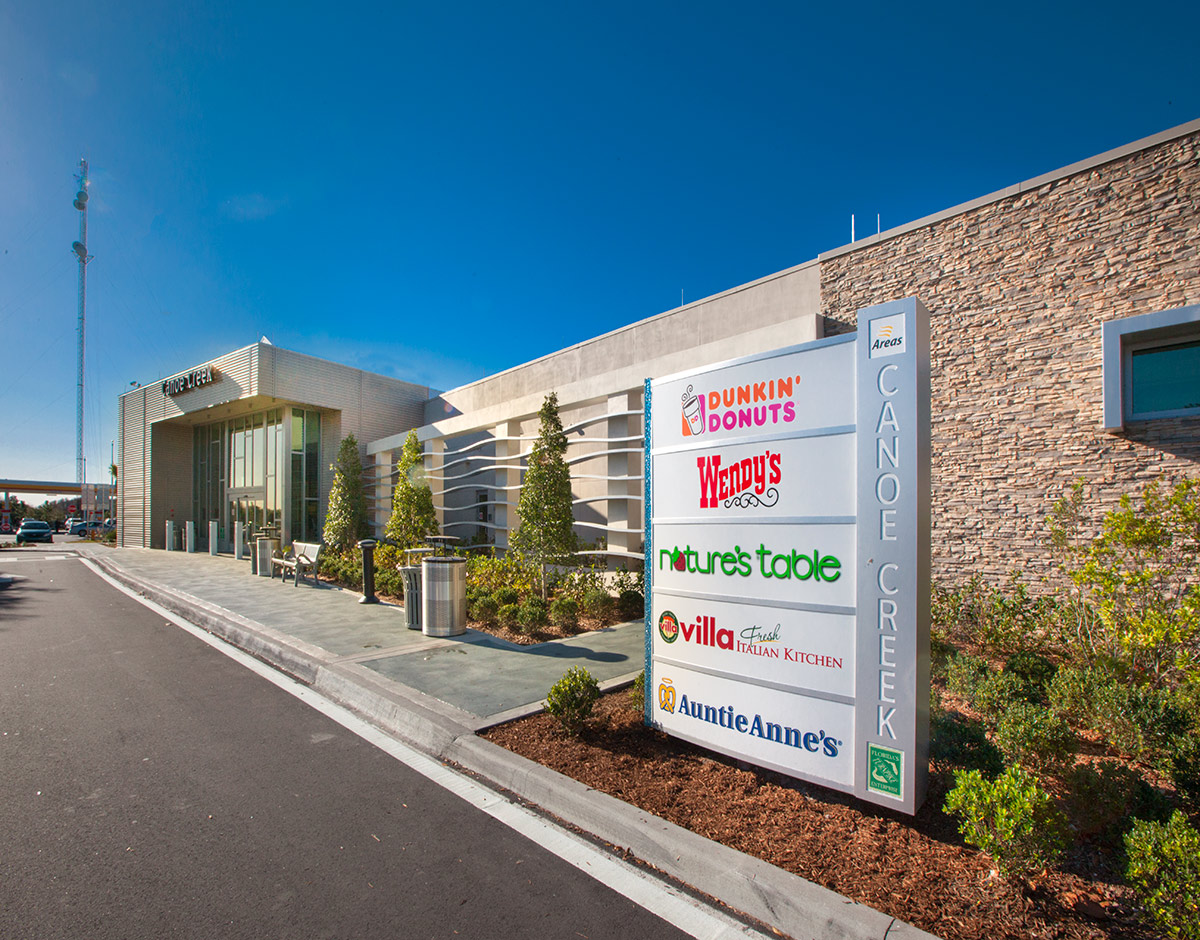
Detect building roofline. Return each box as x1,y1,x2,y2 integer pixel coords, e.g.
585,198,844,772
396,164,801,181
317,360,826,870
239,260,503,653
433,258,819,398
118,341,431,402
818,116,1200,263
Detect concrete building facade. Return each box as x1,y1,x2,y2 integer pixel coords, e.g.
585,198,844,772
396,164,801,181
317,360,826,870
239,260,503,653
118,118,1200,586
118,343,429,550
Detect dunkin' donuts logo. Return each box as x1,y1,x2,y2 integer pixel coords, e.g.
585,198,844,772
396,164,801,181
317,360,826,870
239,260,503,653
680,374,802,437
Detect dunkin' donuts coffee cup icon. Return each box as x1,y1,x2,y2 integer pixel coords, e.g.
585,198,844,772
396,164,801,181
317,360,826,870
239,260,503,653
682,385,705,436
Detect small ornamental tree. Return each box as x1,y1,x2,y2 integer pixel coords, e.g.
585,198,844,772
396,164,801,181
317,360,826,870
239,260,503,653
323,434,370,553
1049,478,1200,684
511,392,577,598
384,430,438,551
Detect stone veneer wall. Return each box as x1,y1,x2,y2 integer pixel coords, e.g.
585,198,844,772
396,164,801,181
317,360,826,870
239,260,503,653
820,131,1200,584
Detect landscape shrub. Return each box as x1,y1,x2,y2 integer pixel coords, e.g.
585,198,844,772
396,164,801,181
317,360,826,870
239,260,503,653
944,765,1068,880
1087,680,1192,765
546,666,600,735
549,596,580,630
1124,810,1200,939
552,565,608,603
1067,761,1170,846
1049,477,1200,685
628,670,645,713
582,588,616,625
497,603,520,630
947,652,990,700
466,554,538,598
929,713,1004,778
319,548,362,591
471,595,499,626
931,581,968,637
930,635,958,681
1003,651,1057,704
1048,664,1107,726
518,596,549,632
995,702,1075,777
616,589,644,621
1171,739,1200,816
1129,686,1193,768
494,586,521,608
609,566,645,596
972,671,1034,727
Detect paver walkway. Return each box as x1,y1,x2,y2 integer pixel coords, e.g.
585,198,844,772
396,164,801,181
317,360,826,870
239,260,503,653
77,545,645,722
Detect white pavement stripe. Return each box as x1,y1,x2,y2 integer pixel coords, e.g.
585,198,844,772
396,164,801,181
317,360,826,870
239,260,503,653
82,559,767,940
0,554,75,563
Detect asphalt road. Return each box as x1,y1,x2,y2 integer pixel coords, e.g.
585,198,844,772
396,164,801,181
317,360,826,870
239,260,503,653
0,548,692,940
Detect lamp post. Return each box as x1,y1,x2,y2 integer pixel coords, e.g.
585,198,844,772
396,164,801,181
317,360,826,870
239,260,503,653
73,159,93,488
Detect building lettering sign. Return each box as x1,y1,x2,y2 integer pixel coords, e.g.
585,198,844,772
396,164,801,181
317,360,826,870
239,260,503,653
162,364,216,397
644,297,930,814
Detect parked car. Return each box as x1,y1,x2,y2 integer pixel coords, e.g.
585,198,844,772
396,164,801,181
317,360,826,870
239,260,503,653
16,520,53,545
68,520,90,536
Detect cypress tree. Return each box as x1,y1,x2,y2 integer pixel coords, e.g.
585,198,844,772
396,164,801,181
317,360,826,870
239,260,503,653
511,392,577,597
385,430,438,550
323,434,369,552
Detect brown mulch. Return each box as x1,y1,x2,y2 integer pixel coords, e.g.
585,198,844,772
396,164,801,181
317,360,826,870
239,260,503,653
482,691,1156,940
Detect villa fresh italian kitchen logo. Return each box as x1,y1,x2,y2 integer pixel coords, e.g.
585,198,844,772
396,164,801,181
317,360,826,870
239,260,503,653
656,610,845,669
680,372,802,438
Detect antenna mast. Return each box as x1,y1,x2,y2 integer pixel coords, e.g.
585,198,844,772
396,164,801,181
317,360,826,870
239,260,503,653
72,160,92,487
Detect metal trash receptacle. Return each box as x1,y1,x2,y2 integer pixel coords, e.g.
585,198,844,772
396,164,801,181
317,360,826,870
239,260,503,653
421,556,466,637
398,566,423,630
257,537,279,578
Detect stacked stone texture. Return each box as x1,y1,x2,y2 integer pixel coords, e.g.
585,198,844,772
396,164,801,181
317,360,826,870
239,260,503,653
820,132,1200,585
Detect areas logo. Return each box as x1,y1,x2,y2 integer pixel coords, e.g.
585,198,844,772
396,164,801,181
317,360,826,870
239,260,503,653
868,314,906,358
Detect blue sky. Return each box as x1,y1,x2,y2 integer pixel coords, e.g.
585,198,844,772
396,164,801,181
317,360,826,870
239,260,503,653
2,0,1198,498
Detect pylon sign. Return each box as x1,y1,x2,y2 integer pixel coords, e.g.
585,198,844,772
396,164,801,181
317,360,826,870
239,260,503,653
644,297,930,814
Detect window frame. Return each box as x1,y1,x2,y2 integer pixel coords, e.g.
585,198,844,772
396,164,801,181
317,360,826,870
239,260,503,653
1102,304,1200,430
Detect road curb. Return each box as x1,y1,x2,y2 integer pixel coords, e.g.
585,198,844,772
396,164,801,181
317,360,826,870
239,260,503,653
90,552,940,940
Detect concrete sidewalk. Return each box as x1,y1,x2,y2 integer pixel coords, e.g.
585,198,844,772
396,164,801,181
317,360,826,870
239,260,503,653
77,543,937,940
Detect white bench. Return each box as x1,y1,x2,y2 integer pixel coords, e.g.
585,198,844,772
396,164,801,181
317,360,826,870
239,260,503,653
272,541,324,587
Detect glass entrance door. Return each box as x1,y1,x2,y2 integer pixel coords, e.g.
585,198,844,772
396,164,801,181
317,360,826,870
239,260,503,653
228,491,266,549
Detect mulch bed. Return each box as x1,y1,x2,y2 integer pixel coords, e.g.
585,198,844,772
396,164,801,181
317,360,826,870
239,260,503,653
482,690,1157,940
318,575,615,646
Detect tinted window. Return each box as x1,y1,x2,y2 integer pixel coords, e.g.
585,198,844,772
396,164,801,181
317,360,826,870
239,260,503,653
1131,340,1200,416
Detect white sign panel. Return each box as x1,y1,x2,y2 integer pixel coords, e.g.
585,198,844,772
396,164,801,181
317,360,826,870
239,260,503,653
650,593,856,698
645,297,930,814
654,664,855,786
651,433,856,521
650,522,856,608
